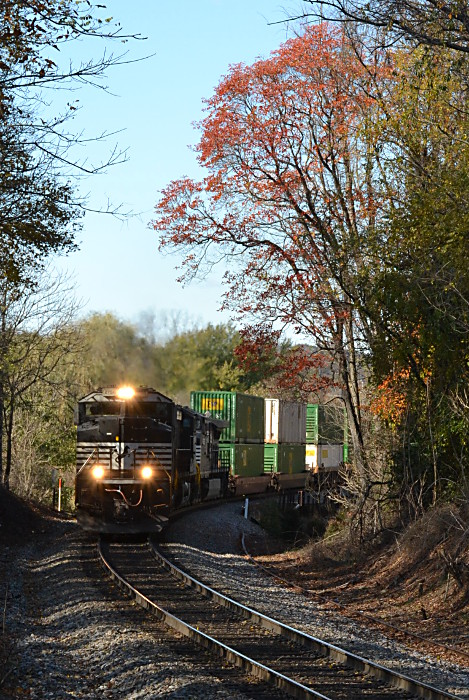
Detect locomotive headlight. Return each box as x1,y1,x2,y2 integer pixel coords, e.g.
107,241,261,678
117,386,135,399
92,465,105,480
141,466,153,480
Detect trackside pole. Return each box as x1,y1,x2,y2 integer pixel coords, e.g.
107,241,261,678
58,477,62,512
244,497,249,519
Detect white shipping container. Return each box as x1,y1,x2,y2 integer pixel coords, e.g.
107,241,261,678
264,399,306,444
305,443,317,471
305,444,343,472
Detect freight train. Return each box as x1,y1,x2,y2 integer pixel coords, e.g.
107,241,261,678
75,385,348,533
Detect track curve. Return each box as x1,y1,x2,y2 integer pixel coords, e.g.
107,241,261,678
98,537,460,700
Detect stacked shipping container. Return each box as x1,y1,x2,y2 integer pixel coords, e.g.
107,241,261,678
305,403,348,472
190,391,264,477
190,392,349,479
263,399,306,475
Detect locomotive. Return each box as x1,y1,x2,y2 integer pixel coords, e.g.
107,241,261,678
74,385,228,533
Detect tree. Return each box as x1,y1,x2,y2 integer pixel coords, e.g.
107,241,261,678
0,1,143,285
0,269,82,488
71,314,279,406
159,323,278,403
283,8,469,510
0,1,137,93
153,25,392,485
74,312,159,392
364,45,469,509
0,99,80,285
9,382,77,503
297,0,469,53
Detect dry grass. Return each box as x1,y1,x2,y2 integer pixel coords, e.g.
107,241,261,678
250,500,469,661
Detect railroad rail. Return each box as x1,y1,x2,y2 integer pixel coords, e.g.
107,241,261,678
98,537,460,700
240,533,469,665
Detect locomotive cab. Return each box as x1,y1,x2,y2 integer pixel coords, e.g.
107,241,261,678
75,385,230,533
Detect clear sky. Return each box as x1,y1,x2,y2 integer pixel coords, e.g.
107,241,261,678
54,1,303,332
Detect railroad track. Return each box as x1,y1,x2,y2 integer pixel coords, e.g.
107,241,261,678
98,537,460,700
241,534,469,667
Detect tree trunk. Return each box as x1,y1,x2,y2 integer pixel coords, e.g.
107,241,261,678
0,379,4,486
425,377,438,506
337,309,369,490
0,294,6,487
4,396,14,490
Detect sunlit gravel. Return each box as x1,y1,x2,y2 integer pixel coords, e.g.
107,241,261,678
162,500,469,699
1,500,467,699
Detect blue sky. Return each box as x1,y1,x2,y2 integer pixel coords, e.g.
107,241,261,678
55,1,302,333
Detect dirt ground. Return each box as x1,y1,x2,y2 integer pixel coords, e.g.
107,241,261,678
0,486,73,687
246,500,469,666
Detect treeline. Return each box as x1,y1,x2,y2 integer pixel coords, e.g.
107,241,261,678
79,312,274,403
0,1,143,501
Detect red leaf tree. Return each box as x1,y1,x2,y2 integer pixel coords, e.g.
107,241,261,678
153,24,392,483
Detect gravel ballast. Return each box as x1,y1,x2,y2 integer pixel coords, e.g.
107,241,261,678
162,500,469,699
0,521,286,699
1,497,468,698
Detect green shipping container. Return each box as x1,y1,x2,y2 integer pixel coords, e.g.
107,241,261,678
343,443,350,463
190,391,264,443
306,404,319,443
264,443,306,474
219,443,265,477
307,404,348,443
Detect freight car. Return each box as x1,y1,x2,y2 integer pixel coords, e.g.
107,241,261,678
74,386,228,533
191,391,309,494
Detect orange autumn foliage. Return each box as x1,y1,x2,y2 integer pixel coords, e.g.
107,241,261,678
371,369,410,424
153,24,392,396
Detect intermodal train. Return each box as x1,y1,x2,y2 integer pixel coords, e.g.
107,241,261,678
74,385,347,533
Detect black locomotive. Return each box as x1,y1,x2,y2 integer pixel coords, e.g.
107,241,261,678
74,385,228,533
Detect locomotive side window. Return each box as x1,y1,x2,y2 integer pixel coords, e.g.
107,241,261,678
124,401,172,422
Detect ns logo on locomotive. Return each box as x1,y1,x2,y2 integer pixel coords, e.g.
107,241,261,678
74,385,228,534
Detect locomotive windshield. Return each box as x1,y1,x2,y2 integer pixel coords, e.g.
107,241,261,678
82,401,121,418
124,401,172,422
79,399,173,424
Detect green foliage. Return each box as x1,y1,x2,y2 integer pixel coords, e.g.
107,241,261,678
160,323,263,403
0,101,81,286
77,313,159,391
9,389,77,503
361,44,469,508
70,314,271,405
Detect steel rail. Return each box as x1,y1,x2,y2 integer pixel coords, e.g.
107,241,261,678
97,538,331,700
151,539,461,700
241,533,469,662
